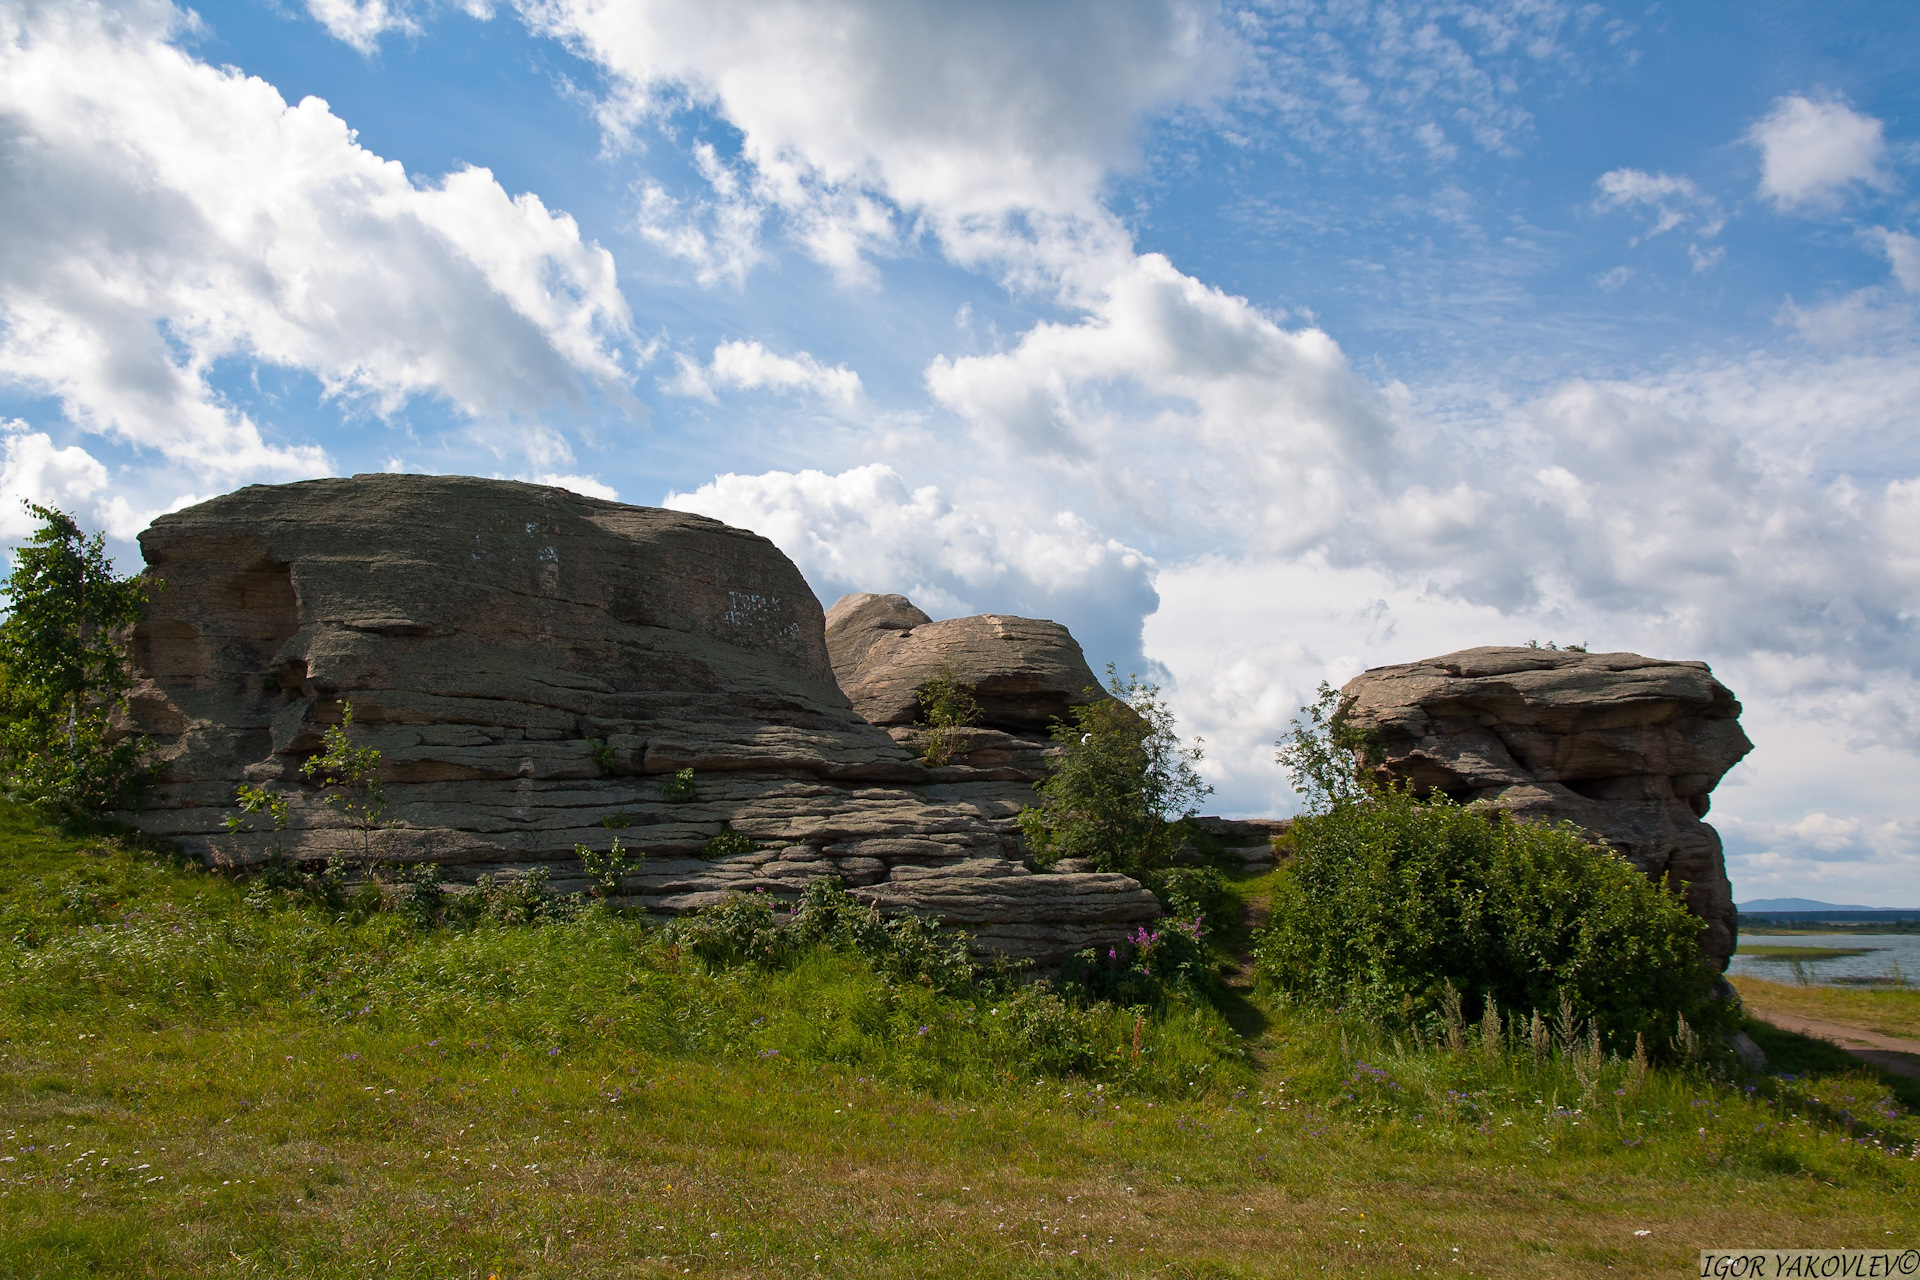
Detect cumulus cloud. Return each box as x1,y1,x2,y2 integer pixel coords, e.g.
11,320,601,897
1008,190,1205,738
665,340,861,405
0,0,634,480
1747,94,1889,211
0,423,109,539
522,0,1236,280
926,252,1400,549
664,463,1159,667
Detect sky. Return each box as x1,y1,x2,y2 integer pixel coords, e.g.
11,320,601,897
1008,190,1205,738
1,0,1916,904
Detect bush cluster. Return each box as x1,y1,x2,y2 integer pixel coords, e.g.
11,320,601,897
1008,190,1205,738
1254,784,1723,1051
664,878,973,992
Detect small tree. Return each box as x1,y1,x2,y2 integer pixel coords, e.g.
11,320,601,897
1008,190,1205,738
300,701,390,870
1273,681,1377,813
1017,665,1211,878
915,667,981,766
0,503,154,813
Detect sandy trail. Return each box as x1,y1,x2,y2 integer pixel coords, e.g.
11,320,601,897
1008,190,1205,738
1750,1010,1920,1079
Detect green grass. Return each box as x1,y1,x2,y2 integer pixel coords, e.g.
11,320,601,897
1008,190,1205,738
1738,945,1878,961
1,807,1917,1277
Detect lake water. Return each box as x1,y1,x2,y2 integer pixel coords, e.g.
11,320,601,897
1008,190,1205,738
1729,932,1920,989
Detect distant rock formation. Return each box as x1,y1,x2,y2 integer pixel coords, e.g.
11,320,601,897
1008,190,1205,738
121,475,1157,964
1339,646,1752,967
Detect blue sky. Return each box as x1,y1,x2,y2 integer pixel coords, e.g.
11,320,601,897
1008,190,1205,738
2,0,1916,902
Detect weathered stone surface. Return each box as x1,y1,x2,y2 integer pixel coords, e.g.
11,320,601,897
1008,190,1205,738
826,594,1106,732
1339,646,1752,967
120,474,1158,958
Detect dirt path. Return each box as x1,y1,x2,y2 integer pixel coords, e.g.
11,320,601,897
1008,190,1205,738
1750,1010,1920,1079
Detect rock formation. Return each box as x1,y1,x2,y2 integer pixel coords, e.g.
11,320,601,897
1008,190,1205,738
824,591,1107,778
1338,647,1752,966
121,475,1158,964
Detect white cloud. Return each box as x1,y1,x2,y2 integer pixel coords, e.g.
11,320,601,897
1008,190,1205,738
925,252,1400,551
305,0,420,53
0,0,634,481
1873,228,1920,293
522,0,1237,281
1594,167,1723,241
663,463,1159,666
0,423,109,539
665,341,861,406
1747,94,1889,211
522,471,618,500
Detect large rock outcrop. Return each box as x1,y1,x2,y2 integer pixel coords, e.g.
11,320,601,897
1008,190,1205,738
121,475,1158,964
1339,647,1752,966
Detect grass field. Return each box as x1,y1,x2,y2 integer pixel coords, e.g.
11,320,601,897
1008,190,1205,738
3,805,1917,1277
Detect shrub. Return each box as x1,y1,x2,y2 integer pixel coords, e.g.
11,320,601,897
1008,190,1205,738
915,668,980,766
787,877,973,992
1017,666,1211,878
1155,865,1234,937
666,889,791,968
578,836,638,898
1059,915,1212,1007
703,823,754,859
0,504,154,814
299,702,390,869
1254,785,1722,1051
658,767,697,803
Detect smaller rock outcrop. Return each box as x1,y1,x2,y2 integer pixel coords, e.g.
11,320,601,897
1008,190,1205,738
826,593,1107,732
1339,647,1752,967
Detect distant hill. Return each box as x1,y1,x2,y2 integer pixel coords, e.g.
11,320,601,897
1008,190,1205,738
1739,897,1881,912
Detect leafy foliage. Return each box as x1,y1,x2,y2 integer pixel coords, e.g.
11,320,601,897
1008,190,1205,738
577,836,638,898
702,822,754,859
0,503,153,813
657,767,697,803
1058,915,1212,1008
1017,666,1211,878
914,667,981,766
1155,865,1235,938
1254,785,1722,1052
298,702,390,867
1272,681,1376,812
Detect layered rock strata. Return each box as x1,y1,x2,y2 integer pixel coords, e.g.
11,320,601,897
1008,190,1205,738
121,475,1157,963
824,591,1107,777
1338,647,1752,966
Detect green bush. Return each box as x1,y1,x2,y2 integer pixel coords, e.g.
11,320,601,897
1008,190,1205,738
1254,785,1722,1051
657,767,697,803
1154,865,1234,937
915,668,980,766
666,880,973,993
1017,666,1210,878
702,822,754,859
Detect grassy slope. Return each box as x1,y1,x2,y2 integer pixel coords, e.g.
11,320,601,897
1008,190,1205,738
1,809,1916,1278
